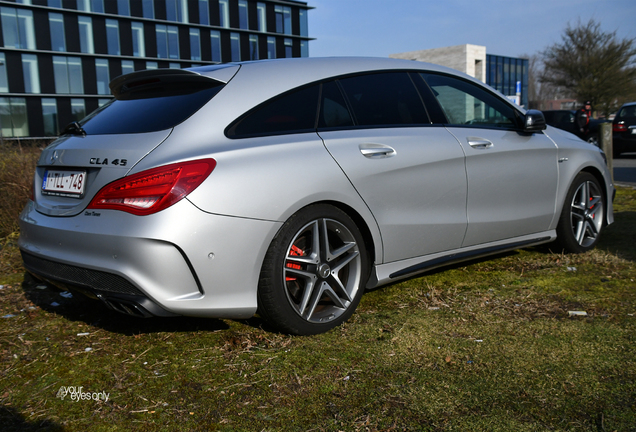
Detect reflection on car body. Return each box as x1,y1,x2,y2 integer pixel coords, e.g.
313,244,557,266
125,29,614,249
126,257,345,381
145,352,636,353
19,58,614,335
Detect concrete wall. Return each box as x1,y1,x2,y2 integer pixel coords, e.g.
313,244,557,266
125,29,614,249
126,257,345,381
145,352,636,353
390,44,487,82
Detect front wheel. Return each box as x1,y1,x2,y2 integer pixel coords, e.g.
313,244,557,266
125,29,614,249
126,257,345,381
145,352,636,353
554,172,605,253
258,204,369,335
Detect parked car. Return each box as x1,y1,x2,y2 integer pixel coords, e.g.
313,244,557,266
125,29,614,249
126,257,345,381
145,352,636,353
19,58,614,335
542,109,608,146
612,102,636,157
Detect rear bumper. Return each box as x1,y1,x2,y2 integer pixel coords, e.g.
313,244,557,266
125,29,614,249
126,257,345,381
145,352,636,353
19,198,282,319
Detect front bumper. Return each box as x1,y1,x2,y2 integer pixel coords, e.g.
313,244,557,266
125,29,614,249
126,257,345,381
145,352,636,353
19,198,282,319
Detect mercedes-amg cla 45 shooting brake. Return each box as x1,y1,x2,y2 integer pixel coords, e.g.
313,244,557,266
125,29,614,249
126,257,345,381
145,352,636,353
19,57,614,335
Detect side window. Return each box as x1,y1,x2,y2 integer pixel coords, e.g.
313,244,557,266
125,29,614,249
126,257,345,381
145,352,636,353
226,84,320,138
318,80,353,129
422,73,518,128
337,72,429,127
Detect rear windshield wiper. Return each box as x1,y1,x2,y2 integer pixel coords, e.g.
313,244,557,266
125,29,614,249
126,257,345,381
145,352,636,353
62,121,87,137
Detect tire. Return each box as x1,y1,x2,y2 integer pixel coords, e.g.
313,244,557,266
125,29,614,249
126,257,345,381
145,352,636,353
554,172,605,253
258,204,369,335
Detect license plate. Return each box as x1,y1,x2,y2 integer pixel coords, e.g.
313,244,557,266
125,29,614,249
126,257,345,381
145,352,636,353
42,170,86,197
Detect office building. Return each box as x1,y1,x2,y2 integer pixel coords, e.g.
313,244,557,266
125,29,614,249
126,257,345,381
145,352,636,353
0,0,312,138
390,44,529,108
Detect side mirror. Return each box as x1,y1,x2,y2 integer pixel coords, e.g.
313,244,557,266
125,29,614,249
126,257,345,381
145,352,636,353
523,110,547,132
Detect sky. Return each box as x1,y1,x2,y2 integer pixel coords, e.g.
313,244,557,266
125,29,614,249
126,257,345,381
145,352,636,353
306,0,636,59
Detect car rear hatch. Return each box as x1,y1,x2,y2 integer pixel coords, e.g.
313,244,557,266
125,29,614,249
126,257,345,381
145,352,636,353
34,66,238,217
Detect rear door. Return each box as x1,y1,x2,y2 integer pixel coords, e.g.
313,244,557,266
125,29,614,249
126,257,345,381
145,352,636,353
421,73,558,247
318,72,468,263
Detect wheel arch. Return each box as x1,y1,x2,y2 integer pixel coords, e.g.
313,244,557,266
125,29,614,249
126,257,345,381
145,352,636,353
304,200,378,270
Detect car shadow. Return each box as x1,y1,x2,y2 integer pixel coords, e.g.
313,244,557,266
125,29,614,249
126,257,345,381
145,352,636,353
21,275,230,336
0,406,64,432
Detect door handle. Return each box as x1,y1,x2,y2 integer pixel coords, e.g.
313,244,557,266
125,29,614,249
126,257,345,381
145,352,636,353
467,137,494,149
359,143,396,158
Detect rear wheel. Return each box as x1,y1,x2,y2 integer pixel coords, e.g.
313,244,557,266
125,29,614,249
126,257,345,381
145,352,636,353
554,172,604,253
258,204,368,335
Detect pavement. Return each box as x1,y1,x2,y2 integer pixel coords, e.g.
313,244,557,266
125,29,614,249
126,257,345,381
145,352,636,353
613,153,636,187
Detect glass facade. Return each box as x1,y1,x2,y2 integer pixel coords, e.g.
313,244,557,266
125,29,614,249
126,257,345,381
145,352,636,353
49,13,65,51
0,0,312,137
41,98,58,136
199,0,210,25
53,56,83,94
0,53,8,92
190,28,201,61
78,16,94,54
486,54,529,108
106,19,120,56
131,22,145,57
95,59,110,95
21,54,39,93
1,7,35,49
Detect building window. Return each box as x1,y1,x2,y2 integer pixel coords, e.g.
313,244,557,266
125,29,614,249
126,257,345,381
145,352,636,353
142,0,154,19
230,33,240,62
98,98,111,107
78,16,94,54
49,13,66,51
0,53,8,92
21,54,39,93
169,62,180,69
77,0,104,13
131,22,145,57
300,40,308,58
121,59,134,75
198,0,209,25
299,9,308,37
71,98,86,122
249,35,258,60
1,7,35,50
53,56,83,94
0,97,29,137
146,61,158,70
106,19,120,55
238,0,248,29
166,0,188,23
190,28,201,61
284,38,292,58
117,0,130,16
267,36,275,59
48,0,62,7
275,5,291,35
95,59,110,95
218,0,229,28
156,25,179,59
257,2,266,32
210,30,221,62
41,98,58,136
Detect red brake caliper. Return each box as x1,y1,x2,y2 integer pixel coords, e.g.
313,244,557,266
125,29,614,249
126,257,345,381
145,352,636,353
285,245,304,281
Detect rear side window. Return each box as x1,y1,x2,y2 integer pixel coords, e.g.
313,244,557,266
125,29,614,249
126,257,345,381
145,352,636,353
226,84,320,138
337,72,429,127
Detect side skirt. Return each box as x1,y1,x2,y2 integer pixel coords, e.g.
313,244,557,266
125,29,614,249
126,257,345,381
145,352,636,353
367,232,555,288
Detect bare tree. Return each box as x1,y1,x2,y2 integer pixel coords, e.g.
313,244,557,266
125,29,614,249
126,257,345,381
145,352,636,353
541,19,636,116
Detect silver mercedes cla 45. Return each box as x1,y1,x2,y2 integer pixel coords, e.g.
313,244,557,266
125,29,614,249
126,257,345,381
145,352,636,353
19,57,614,335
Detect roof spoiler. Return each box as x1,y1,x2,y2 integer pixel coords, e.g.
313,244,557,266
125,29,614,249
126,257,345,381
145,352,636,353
109,69,225,100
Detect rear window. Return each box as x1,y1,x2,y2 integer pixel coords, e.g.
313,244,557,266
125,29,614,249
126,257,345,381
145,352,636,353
75,70,225,136
617,105,636,119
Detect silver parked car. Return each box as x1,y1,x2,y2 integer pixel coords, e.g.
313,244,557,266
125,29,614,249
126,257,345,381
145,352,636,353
19,57,614,335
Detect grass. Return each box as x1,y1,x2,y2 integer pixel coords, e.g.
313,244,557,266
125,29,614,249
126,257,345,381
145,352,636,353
1,143,635,431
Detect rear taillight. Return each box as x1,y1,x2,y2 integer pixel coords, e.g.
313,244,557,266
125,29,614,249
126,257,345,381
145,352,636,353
613,123,627,132
87,159,216,215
